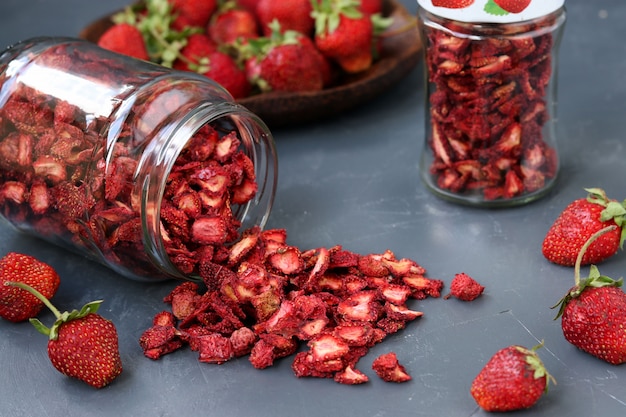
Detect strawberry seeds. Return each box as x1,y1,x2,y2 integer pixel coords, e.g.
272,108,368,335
418,9,566,205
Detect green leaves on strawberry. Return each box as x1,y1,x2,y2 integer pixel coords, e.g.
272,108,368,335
6,282,122,388
112,0,200,68
470,343,555,412
0,252,60,323
552,225,626,365
542,188,626,267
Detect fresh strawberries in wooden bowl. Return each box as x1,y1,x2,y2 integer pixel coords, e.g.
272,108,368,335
79,0,422,127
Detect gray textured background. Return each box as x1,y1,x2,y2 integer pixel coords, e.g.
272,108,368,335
0,1,625,416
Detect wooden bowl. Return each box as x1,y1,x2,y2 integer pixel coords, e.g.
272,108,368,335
79,0,422,128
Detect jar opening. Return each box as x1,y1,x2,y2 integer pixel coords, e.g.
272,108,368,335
139,101,277,280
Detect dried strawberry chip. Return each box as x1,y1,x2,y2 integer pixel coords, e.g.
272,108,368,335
372,352,411,383
444,272,485,301
229,327,257,357
164,281,200,320
291,351,334,379
337,291,382,322
357,253,389,277
333,322,375,347
198,333,234,364
267,245,305,275
333,365,369,385
139,311,184,360
308,334,350,363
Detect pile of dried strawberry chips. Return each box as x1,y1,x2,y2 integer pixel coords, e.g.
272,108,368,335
140,234,443,384
422,18,559,201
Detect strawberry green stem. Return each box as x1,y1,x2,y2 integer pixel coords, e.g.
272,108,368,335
573,225,617,286
5,281,62,319
6,281,103,340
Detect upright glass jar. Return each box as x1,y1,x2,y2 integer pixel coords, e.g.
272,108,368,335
417,1,566,207
0,37,277,281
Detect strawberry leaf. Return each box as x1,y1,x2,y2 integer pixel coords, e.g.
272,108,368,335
327,13,341,34
601,201,626,221
48,300,103,340
371,13,393,36
484,0,509,16
585,187,609,207
29,317,51,337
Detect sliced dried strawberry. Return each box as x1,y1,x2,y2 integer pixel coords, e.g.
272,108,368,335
230,327,257,357
384,303,423,322
139,311,184,360
227,226,259,267
0,181,27,205
337,291,381,322
333,322,375,347
402,275,444,299
164,281,200,320
308,334,350,363
379,283,412,305
198,333,234,364
328,247,359,268
372,352,411,383
333,365,369,385
191,215,229,245
291,351,334,379
267,245,305,275
357,254,389,277
33,155,67,184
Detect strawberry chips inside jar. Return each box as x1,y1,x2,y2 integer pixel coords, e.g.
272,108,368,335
0,37,277,281
417,1,566,206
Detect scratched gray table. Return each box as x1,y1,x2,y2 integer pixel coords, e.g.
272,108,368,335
1,1,625,416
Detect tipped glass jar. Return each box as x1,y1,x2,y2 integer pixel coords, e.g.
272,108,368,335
0,37,277,281
417,1,566,207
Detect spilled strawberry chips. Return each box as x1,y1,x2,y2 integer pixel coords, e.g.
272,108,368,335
140,236,442,384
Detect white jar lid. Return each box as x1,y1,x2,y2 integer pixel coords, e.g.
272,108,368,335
417,0,565,23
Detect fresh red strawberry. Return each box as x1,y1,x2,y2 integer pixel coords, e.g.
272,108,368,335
494,0,531,14
208,1,260,45
312,0,374,73
256,0,314,36
432,0,475,8
444,272,484,301
243,23,326,92
297,35,334,87
470,343,554,412
174,47,251,99
0,252,60,322
552,225,626,365
359,0,383,15
97,23,150,61
169,0,218,28
542,188,626,266
6,282,122,388
173,33,218,71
